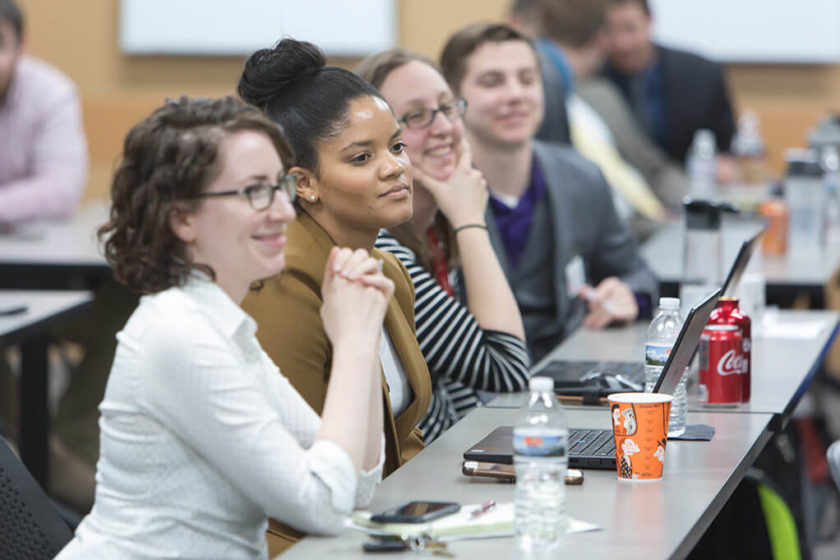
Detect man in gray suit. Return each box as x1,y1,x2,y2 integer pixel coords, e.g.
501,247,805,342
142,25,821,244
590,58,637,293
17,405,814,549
440,23,658,360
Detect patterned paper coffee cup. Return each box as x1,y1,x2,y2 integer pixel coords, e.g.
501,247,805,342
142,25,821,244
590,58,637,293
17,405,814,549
607,392,673,481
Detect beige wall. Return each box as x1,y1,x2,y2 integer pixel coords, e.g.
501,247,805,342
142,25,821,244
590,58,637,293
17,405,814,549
17,0,840,200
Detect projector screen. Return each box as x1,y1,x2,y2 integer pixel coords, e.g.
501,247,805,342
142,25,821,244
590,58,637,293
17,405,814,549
120,0,397,57
650,0,840,63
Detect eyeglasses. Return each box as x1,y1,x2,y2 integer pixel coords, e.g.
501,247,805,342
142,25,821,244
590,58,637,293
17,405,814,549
397,99,467,129
188,174,297,210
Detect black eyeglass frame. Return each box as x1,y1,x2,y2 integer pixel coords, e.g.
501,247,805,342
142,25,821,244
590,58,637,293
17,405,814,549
397,98,468,130
185,174,298,210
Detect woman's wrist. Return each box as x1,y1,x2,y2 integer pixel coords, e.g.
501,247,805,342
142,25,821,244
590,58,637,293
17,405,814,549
453,223,488,235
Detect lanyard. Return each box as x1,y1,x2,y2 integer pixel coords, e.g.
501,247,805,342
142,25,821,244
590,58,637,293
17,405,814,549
426,225,453,297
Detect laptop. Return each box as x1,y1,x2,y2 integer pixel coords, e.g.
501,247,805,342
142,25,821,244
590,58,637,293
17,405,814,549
463,289,721,469
721,229,764,299
536,228,763,399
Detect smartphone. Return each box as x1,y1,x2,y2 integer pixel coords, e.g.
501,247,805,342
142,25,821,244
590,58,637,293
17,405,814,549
462,461,584,485
370,501,461,524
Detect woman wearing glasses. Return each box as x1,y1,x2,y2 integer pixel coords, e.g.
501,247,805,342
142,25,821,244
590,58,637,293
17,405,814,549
237,40,432,552
56,96,389,559
356,49,529,443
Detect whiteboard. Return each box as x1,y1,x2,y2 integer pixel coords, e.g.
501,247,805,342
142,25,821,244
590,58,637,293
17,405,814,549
650,0,840,63
120,0,397,57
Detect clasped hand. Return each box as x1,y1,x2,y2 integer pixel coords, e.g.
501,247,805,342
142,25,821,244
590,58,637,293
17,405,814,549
320,247,394,345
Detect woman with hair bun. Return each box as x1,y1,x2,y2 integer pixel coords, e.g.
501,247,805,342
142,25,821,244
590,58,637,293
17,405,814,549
56,96,390,559
357,49,530,444
238,40,431,551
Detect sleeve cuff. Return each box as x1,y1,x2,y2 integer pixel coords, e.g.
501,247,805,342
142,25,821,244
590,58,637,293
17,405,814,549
308,439,358,514
356,434,385,507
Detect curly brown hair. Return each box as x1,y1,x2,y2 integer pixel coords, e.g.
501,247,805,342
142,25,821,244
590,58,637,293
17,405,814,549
99,96,294,294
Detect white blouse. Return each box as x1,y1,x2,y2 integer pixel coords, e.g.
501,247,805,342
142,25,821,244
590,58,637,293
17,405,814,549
56,277,383,560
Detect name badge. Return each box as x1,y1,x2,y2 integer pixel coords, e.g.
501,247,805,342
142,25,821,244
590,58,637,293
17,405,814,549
565,254,586,297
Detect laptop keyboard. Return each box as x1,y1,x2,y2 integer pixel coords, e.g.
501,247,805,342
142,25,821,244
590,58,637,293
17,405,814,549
569,428,615,457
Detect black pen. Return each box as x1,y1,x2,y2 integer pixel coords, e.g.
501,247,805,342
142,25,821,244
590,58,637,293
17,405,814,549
0,305,28,316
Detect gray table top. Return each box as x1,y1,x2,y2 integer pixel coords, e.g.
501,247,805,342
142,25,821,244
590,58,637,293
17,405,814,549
489,310,839,417
0,290,93,342
280,406,774,560
0,202,108,269
640,218,840,288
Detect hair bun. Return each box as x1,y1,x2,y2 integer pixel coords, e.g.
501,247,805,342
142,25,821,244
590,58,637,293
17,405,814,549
238,39,327,109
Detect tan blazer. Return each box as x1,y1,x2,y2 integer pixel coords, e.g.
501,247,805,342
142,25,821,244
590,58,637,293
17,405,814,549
242,211,431,554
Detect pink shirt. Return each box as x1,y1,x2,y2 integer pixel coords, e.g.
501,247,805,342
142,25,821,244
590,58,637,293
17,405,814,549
0,56,88,224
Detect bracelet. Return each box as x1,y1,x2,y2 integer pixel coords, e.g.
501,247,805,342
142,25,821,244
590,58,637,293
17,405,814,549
453,223,488,235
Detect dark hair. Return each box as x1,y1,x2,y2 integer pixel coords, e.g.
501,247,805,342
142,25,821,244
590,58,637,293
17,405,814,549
540,0,611,47
0,0,23,42
99,96,294,294
238,39,383,175
355,48,459,271
440,23,536,94
608,0,651,16
508,0,542,34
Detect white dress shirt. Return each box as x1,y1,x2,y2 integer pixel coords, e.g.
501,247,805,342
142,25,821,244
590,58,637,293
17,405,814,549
56,276,383,560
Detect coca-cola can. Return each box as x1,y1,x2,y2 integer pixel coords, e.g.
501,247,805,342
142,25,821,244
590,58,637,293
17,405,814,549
708,297,752,402
699,325,744,406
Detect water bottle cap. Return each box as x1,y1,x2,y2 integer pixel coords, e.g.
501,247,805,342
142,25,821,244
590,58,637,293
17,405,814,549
659,297,680,309
529,376,553,393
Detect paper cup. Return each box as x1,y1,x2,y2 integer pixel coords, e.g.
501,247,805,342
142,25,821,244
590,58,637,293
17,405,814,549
607,393,673,481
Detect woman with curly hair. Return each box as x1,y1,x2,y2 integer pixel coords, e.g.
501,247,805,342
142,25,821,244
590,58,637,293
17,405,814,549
56,96,390,559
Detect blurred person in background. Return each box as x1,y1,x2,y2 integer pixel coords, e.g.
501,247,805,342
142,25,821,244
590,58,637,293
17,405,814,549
510,0,688,240
0,0,105,512
601,0,737,183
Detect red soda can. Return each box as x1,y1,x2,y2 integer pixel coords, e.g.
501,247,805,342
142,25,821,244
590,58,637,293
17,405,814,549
708,298,752,402
699,325,744,406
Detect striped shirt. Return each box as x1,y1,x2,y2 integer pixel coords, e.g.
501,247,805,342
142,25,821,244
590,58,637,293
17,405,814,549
376,230,530,443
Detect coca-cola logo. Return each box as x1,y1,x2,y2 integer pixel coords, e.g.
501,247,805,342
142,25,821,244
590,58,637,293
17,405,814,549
717,349,744,376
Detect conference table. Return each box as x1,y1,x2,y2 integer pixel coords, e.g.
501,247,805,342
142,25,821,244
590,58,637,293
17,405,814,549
0,290,93,486
490,309,840,420
282,310,836,559
281,407,774,560
640,217,840,305
0,202,109,289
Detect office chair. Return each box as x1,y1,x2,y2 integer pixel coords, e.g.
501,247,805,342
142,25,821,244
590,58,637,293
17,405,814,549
0,437,73,560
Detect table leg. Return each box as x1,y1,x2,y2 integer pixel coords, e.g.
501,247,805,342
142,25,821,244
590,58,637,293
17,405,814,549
20,334,49,489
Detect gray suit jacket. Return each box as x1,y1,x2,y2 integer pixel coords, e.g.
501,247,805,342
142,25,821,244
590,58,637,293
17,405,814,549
486,140,658,352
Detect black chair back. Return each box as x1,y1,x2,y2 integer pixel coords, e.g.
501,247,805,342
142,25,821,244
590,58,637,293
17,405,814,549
0,438,73,559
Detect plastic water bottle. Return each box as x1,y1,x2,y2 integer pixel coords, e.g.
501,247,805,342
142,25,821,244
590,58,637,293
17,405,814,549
821,146,840,246
686,129,717,199
514,377,568,552
645,297,686,437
